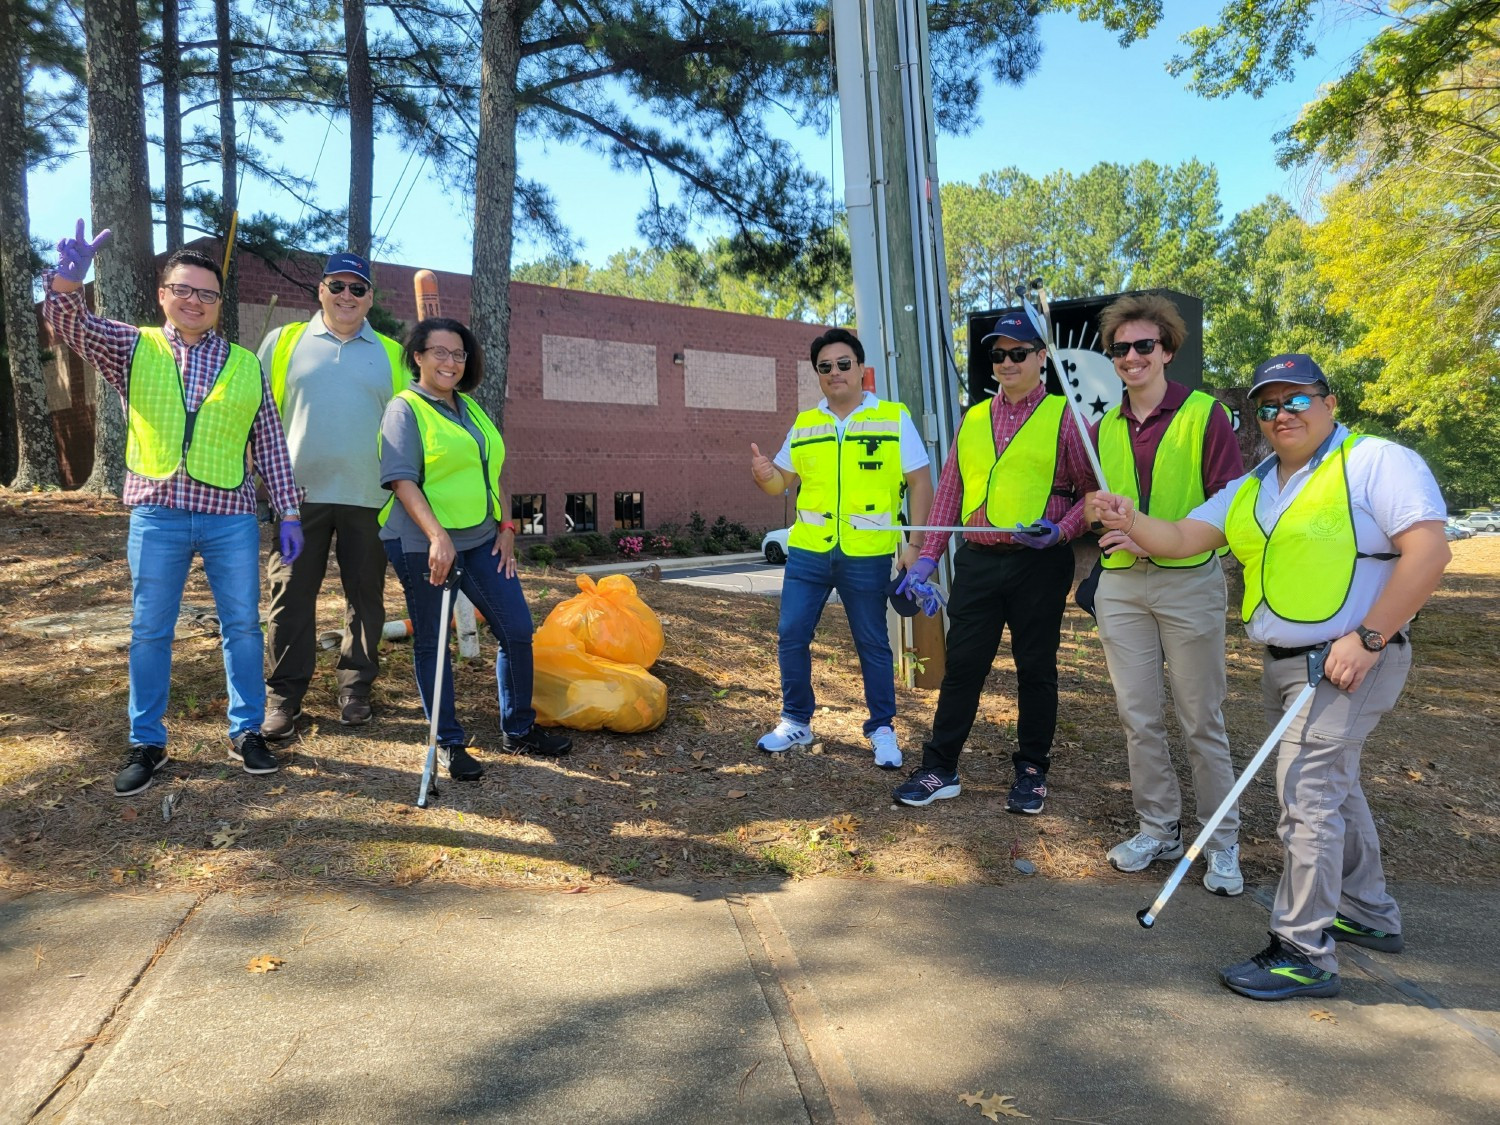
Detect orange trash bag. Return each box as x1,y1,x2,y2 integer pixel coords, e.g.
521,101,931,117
543,574,664,668
531,621,667,733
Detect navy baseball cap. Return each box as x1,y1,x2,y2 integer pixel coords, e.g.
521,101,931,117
323,252,373,284
980,312,1043,346
1249,354,1327,394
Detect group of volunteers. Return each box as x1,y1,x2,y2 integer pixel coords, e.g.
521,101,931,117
753,295,1450,1002
43,222,569,808
45,218,1451,1004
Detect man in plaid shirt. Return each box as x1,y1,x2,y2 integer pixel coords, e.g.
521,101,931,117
43,221,305,798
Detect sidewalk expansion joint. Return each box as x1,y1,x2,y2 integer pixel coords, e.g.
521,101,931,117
29,890,211,1121
726,891,874,1125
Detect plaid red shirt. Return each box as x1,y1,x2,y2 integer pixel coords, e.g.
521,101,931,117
43,278,302,516
921,383,1098,561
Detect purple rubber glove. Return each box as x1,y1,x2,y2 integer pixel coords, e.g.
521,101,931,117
279,520,304,565
1013,518,1062,550
895,556,937,599
55,219,112,283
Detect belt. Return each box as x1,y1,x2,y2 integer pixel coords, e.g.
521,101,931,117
1266,633,1407,661
964,540,1025,555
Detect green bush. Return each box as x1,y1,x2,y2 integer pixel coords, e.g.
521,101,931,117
688,511,708,536
577,531,610,557
527,543,556,566
551,536,589,561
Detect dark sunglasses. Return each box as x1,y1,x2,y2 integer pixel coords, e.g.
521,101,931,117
989,346,1040,364
1105,339,1161,359
816,357,856,374
323,279,370,297
162,282,221,304
1254,392,1328,422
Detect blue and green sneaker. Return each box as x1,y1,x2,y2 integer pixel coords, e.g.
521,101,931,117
1325,912,1403,953
1220,934,1341,1001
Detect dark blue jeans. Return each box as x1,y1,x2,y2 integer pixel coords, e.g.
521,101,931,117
777,546,896,735
385,541,536,745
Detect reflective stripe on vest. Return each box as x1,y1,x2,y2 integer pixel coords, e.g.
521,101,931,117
125,328,263,489
269,321,406,414
957,395,1065,527
379,389,506,529
1224,434,1362,624
1098,390,1225,570
787,401,908,557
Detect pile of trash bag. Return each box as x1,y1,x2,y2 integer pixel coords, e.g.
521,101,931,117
532,575,667,732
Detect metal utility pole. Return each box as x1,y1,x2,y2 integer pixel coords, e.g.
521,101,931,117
830,0,960,687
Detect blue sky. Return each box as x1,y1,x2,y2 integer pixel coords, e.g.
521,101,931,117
28,6,1378,276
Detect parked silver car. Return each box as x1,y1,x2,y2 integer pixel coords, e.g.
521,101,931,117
1459,511,1500,533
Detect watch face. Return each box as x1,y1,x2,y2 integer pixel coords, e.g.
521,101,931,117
1360,628,1385,651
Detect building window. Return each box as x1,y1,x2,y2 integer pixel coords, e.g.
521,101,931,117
512,494,546,536
614,492,645,530
565,492,597,533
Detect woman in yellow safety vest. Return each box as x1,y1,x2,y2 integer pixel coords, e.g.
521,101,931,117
378,318,572,780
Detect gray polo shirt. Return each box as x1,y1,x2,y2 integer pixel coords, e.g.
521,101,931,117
378,385,499,554
258,312,405,508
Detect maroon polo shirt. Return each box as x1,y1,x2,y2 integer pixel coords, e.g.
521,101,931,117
1109,381,1244,511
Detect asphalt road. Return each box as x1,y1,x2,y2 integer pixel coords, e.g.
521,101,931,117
660,557,796,599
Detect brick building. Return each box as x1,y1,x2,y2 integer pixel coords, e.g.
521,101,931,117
39,246,834,536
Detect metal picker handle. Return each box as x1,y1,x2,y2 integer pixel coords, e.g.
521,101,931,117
1017,285,1109,492
416,575,459,808
1137,645,1328,928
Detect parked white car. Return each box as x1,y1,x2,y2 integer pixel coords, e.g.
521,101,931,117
760,527,790,565
1459,510,1500,533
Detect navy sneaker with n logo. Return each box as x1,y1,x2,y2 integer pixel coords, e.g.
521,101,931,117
1220,933,1341,1001
892,767,960,807
1006,764,1047,814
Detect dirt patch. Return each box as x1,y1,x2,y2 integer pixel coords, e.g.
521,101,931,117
2,492,1497,896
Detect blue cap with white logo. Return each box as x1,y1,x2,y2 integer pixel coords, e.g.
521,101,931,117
1249,353,1327,393
323,252,373,284
980,312,1042,346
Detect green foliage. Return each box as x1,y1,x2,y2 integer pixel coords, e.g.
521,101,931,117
526,542,557,566
550,536,589,561
575,531,611,557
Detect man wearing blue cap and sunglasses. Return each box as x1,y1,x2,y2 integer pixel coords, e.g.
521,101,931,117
258,253,408,736
1093,353,1451,1000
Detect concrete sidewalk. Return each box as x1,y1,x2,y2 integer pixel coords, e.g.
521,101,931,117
4,878,1496,1123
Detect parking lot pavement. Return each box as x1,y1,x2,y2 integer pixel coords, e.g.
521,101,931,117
661,560,804,600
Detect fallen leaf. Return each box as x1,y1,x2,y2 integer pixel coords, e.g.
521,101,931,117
958,1090,1030,1120
638,800,658,811
561,885,589,894
691,750,706,762
831,813,860,834
727,789,748,800
120,807,138,823
1405,769,1423,783
266,785,287,796
808,826,828,843
623,749,647,760
1310,1009,1337,1023
585,760,605,771
609,771,622,781
246,955,284,974
211,824,247,849
652,748,669,757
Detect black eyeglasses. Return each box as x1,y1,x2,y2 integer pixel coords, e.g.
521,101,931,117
816,358,855,374
1105,339,1161,359
323,279,370,297
1254,393,1327,422
990,346,1040,364
162,282,221,304
422,346,468,363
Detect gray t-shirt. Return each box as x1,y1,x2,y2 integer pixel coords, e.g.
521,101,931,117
258,313,406,509
378,386,498,554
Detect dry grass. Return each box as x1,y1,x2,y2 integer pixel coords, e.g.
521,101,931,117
2,491,1497,897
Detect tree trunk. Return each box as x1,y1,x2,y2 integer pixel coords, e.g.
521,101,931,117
81,0,155,497
470,0,523,429
345,0,373,257
215,0,239,344
162,0,184,246
0,0,61,488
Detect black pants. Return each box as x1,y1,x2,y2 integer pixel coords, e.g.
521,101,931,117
265,502,388,710
920,540,1075,774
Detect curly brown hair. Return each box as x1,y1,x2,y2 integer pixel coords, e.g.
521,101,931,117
1097,293,1188,355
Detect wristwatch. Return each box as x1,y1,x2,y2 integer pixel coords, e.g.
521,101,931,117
1356,625,1387,652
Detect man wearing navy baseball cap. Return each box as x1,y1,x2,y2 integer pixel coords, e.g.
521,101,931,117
1093,352,1451,1000
892,309,1097,814
258,253,409,736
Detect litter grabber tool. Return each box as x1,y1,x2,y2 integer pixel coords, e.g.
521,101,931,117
1016,280,1110,493
417,567,463,809
1137,644,1328,928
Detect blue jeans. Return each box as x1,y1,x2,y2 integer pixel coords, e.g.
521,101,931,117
385,541,536,745
777,546,896,735
126,506,265,747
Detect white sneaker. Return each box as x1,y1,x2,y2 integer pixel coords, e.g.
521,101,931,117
868,726,902,770
1203,844,1244,897
757,719,813,754
1107,831,1184,873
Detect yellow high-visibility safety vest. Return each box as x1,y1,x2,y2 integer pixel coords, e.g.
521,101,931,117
787,400,909,557
379,389,506,530
1098,390,1228,570
1224,434,1364,624
268,321,406,414
956,394,1066,528
125,327,264,489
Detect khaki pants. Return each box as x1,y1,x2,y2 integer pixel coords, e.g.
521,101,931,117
1264,643,1409,970
1095,558,1237,851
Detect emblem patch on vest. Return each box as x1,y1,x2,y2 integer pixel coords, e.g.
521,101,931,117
1309,509,1344,539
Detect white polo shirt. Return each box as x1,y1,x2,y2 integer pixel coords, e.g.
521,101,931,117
1188,424,1445,648
772,392,930,475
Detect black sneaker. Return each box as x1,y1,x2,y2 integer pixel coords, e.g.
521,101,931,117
501,726,573,757
262,705,301,741
438,743,484,781
115,745,168,797
1006,764,1047,814
339,694,372,726
1220,933,1341,1001
892,767,961,807
229,730,280,775
1326,912,1403,953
